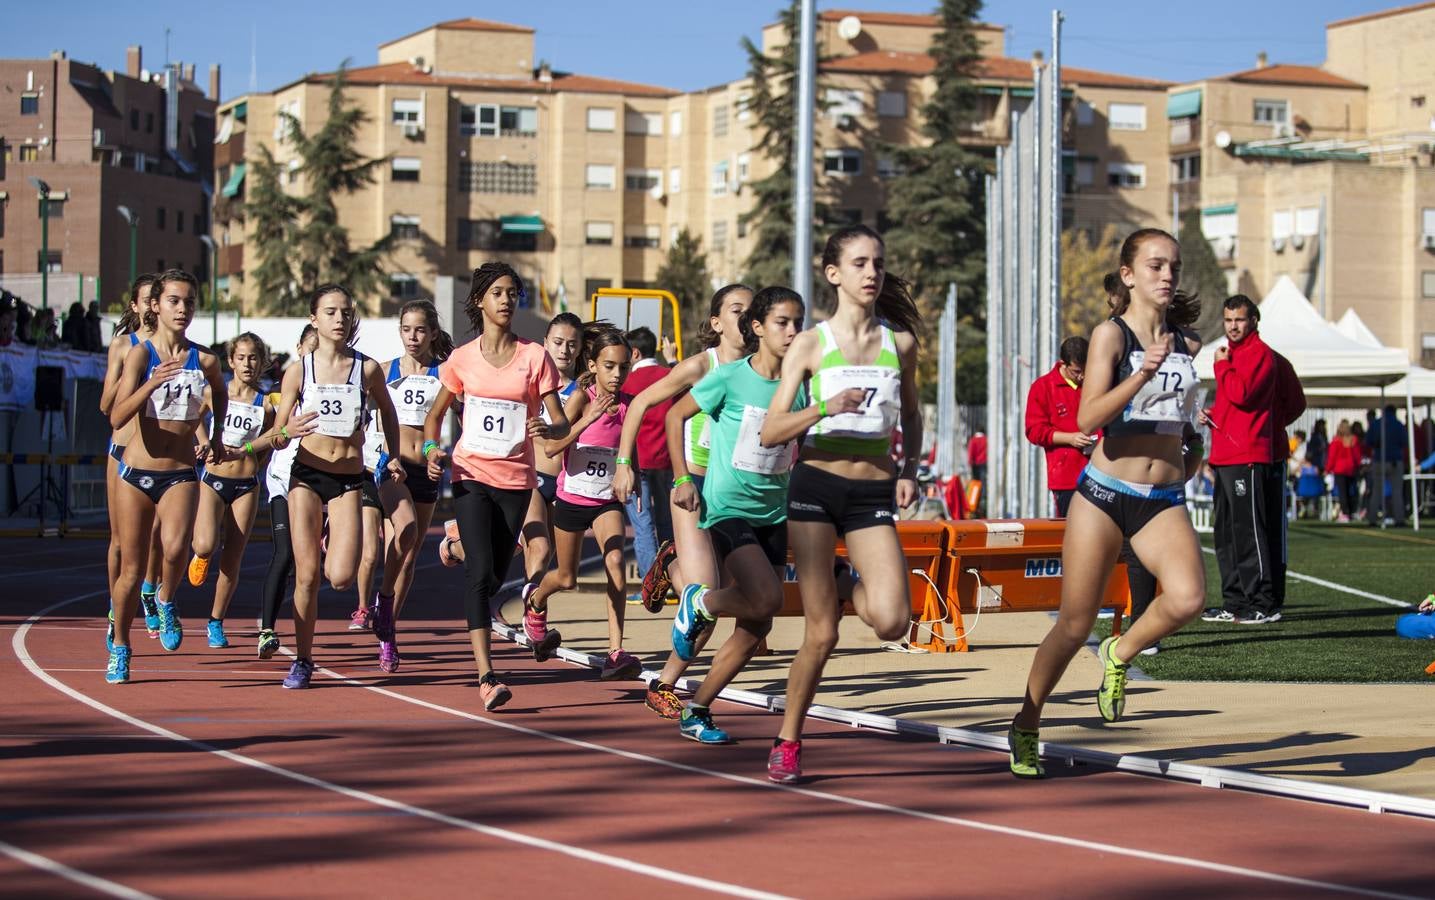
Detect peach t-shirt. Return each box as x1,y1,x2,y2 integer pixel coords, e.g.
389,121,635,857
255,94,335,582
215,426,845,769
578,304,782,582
439,336,560,490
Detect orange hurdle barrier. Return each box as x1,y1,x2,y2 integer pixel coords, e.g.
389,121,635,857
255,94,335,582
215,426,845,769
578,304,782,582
778,520,949,619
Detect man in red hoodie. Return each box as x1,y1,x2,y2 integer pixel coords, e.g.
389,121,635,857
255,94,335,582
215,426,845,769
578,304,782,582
1025,336,1094,516
1201,295,1279,624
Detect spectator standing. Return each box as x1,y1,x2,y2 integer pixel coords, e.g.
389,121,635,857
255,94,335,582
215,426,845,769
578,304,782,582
1326,420,1361,522
621,327,676,580
1306,419,1329,474
1366,404,1408,527
61,302,86,349
968,431,987,484
1268,350,1306,613
1201,295,1281,624
1024,336,1093,516
85,301,104,352
0,299,15,347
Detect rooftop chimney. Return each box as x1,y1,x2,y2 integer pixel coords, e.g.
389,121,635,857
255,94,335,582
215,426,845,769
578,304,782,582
126,45,141,78
208,64,221,101
538,61,552,83
1257,51,1268,69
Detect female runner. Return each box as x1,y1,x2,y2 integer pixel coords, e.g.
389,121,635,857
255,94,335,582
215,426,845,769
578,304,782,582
106,270,229,682
756,225,923,783
612,284,753,717
525,323,638,680
272,285,405,689
1008,228,1205,778
186,334,276,648
424,263,568,710
664,287,806,743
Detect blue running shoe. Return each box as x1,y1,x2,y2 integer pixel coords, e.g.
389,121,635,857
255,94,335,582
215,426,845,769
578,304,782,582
105,645,131,684
140,590,161,638
105,608,115,653
671,583,713,662
679,706,731,744
282,657,314,689
157,601,183,652
207,619,229,649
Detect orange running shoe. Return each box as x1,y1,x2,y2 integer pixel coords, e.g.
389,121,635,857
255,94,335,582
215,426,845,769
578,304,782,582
640,540,677,614
187,554,210,587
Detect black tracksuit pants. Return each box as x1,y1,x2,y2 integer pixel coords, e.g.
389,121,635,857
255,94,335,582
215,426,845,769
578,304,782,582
1213,463,1278,616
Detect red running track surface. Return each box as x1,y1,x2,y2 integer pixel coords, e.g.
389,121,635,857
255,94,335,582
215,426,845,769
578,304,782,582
2,536,1433,899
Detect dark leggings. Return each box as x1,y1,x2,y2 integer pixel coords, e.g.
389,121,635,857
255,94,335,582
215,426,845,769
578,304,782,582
260,496,295,631
453,479,530,630
1333,474,1359,517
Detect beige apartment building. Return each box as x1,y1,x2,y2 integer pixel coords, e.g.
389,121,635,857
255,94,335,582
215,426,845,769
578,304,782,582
214,11,1171,317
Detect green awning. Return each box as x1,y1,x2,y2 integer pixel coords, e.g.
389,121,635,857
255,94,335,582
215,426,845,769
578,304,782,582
1005,87,1075,99
500,214,543,234
1202,203,1237,216
233,101,247,121
1167,89,1201,119
978,86,1004,96
220,163,246,198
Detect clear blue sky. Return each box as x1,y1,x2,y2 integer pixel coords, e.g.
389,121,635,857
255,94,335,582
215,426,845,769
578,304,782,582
6,0,1404,100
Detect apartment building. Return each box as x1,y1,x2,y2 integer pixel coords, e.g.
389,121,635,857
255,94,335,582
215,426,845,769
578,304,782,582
0,47,218,307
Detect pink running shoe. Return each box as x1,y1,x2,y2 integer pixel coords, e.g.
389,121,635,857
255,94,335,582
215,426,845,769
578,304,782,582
768,739,802,784
523,603,561,662
349,606,373,631
373,593,399,673
600,648,642,680
479,674,512,711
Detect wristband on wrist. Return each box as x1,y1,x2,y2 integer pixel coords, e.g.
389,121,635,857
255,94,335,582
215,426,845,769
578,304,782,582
279,425,290,442
422,440,440,458
244,441,255,457
672,474,693,488
615,456,632,466
818,399,828,417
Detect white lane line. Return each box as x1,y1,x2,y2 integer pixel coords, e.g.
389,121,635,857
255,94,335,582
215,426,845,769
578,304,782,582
0,829,157,899
13,594,790,900
1199,547,1412,608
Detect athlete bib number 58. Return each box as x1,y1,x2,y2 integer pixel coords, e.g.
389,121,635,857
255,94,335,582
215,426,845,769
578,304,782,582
461,397,525,457
564,444,617,500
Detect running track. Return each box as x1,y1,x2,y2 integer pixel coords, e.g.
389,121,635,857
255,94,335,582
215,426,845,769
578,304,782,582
2,536,1433,899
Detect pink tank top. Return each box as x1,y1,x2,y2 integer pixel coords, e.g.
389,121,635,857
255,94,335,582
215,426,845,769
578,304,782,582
556,388,631,507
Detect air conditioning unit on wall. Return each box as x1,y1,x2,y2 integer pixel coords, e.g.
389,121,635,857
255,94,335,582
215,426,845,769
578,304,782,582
1272,237,1286,253
401,123,422,139
1423,233,1435,250
1291,234,1305,250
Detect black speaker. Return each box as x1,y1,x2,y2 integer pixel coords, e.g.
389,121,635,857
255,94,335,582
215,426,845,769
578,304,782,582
35,365,63,413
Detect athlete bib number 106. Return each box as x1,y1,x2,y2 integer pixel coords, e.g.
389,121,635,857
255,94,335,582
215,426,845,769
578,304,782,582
461,397,525,457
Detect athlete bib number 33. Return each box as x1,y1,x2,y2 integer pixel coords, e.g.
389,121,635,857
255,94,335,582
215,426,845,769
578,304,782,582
307,384,362,437
461,397,525,457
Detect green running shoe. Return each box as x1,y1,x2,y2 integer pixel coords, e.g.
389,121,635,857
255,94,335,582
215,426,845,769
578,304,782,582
1007,724,1044,779
1096,636,1129,723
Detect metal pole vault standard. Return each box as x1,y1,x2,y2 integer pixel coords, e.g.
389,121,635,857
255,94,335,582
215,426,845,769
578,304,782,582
792,0,816,308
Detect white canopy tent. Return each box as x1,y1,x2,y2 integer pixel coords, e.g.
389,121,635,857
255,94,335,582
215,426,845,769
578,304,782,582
1310,308,1435,407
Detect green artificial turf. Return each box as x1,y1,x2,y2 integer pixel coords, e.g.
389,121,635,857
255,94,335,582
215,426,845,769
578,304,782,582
1092,521,1435,683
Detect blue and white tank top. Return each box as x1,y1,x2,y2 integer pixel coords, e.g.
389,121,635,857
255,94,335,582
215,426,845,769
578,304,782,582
218,389,266,447
386,358,442,428
143,341,204,422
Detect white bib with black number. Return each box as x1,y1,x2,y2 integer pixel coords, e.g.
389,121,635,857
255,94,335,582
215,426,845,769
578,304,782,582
817,365,901,438
732,404,791,475
390,374,440,428
147,369,206,422
564,444,617,500
461,397,525,458
362,414,384,472
1126,351,1198,424
305,383,362,438
220,401,264,447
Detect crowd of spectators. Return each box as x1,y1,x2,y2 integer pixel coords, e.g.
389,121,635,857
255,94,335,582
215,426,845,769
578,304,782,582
0,290,106,353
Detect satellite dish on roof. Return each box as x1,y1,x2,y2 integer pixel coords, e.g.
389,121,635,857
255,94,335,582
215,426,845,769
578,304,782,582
838,15,863,41
1215,130,1232,149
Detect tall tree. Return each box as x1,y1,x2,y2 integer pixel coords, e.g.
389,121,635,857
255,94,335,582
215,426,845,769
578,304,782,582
1177,207,1230,341
241,145,302,314
1060,224,1122,341
881,0,991,398
655,228,713,355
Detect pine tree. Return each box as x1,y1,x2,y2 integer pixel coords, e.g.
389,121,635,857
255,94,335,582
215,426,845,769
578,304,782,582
242,145,302,314
655,228,713,355
1061,224,1122,340
1177,207,1229,341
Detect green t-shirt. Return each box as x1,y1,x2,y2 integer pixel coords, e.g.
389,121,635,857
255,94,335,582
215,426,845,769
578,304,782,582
690,356,807,528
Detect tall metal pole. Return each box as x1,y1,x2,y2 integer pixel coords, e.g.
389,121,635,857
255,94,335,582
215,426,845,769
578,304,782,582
39,196,51,311
1050,10,1063,369
792,0,816,305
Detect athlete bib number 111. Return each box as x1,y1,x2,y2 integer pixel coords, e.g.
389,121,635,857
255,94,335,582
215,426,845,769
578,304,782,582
461,397,525,457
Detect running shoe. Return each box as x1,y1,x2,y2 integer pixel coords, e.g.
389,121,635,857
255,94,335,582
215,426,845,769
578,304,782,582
206,619,230,649
1007,723,1044,779
1095,636,1129,723
105,645,132,685
157,601,183,652
680,706,731,744
349,605,373,631
1139,642,1160,657
187,554,210,587
105,608,115,653
767,739,802,784
257,629,281,660
372,593,400,673
479,673,512,711
523,603,561,662
645,681,683,719
282,657,314,689
1201,608,1237,623
640,539,678,614
671,583,713,662
1237,611,1282,625
139,590,161,638
600,648,642,681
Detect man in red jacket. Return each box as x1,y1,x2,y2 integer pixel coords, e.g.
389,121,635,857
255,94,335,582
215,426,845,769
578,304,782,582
1267,349,1306,615
1201,295,1280,624
1025,336,1094,516
622,327,676,582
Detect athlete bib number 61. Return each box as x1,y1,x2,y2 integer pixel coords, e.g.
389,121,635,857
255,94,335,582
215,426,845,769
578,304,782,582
461,397,525,457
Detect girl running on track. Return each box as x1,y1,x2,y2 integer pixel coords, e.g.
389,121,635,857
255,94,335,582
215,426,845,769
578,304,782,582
186,334,276,649
1008,228,1205,778
755,225,923,783
351,407,387,633
612,284,753,718
424,263,568,710
525,322,638,680
105,270,229,683
366,300,456,673
101,275,163,644
664,287,806,743
272,284,405,689
255,327,318,660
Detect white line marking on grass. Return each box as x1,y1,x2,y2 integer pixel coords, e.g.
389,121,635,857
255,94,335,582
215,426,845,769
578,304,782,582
0,832,158,899
1199,547,1412,608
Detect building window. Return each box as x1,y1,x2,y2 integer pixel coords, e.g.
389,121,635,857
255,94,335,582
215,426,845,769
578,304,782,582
624,225,661,249
391,157,421,182
458,161,537,194
1253,99,1288,124
1273,210,1294,240
712,220,728,252
1075,99,1094,126
176,209,183,232
20,94,39,116
1170,116,1197,145
1295,206,1319,236
586,107,616,132
1424,333,1435,369
585,164,616,190
669,167,682,193
585,221,614,246
585,278,612,299
499,106,537,136
712,160,729,195
669,110,683,136
823,148,862,175
713,104,728,138
390,274,420,300
1172,154,1200,183
130,108,139,130
876,90,907,118
736,218,748,239
460,104,498,137
1423,208,1435,237
146,112,154,133
286,158,301,184
735,92,752,122
736,153,750,182
625,110,662,135
1107,162,1146,188
876,155,900,179
1107,103,1146,131
157,206,167,229
392,98,423,125
826,88,863,123
38,250,62,272
1076,159,1095,186
624,168,661,192
41,199,64,219
390,214,421,241
834,208,862,225
19,144,39,162
1422,272,1435,298
194,212,204,234
457,218,497,250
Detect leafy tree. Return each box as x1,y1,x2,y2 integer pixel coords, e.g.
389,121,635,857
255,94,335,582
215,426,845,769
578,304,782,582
1060,224,1122,340
1177,207,1230,341
242,145,302,314
655,228,713,356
